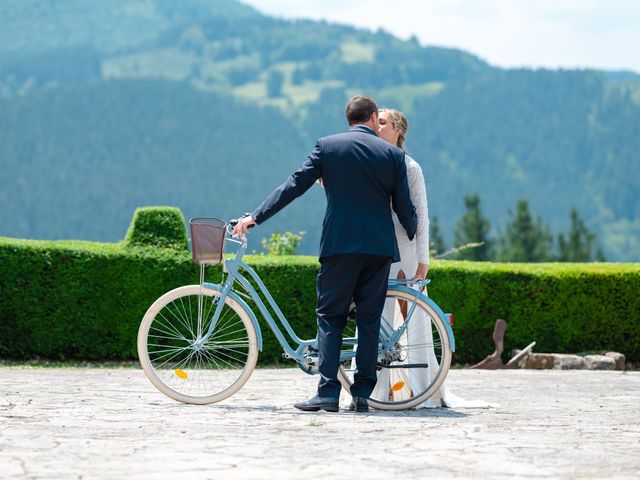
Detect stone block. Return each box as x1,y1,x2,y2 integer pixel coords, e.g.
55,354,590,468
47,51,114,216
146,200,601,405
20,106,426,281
584,355,616,370
517,353,555,369
605,352,626,371
553,354,587,370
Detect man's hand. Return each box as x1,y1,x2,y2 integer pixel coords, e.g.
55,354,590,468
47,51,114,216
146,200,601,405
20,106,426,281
411,263,429,281
232,215,256,237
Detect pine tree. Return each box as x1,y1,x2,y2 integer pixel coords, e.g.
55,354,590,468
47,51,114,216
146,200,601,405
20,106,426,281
557,208,604,261
429,216,446,257
266,70,285,98
453,194,492,260
497,199,553,262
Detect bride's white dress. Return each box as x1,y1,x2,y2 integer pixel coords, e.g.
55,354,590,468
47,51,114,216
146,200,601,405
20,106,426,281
370,155,496,408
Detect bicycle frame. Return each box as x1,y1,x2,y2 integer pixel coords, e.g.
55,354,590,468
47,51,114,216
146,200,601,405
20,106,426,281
197,229,454,371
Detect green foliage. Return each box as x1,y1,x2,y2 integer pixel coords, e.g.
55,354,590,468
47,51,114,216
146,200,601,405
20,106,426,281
291,67,304,86
0,236,319,364
124,206,188,250
497,199,553,262
261,231,305,255
0,79,321,249
0,237,191,360
453,194,492,260
266,70,285,98
407,71,640,262
558,208,604,262
0,1,639,262
429,216,446,257
427,260,640,364
1,235,638,364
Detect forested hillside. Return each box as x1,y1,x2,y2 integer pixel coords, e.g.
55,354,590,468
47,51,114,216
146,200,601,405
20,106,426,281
1,0,639,260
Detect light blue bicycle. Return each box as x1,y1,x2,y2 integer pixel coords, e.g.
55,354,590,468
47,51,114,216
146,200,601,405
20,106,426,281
138,218,455,410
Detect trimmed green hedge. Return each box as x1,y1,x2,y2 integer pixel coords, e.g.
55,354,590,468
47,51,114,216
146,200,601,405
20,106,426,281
0,236,322,363
1,211,639,364
124,206,188,250
426,261,640,363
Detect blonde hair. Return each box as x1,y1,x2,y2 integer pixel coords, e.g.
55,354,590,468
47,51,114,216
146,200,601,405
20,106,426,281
378,108,409,149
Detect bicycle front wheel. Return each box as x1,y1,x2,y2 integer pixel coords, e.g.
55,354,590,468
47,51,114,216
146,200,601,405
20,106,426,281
137,285,258,404
338,288,452,411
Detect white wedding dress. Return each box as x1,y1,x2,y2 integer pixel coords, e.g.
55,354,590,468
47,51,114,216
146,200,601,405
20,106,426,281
370,155,497,409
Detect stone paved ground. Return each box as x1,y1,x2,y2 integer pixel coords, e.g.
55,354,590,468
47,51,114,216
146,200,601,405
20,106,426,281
1,367,639,479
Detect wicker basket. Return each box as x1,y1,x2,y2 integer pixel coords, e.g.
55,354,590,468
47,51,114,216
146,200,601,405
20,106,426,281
189,218,226,265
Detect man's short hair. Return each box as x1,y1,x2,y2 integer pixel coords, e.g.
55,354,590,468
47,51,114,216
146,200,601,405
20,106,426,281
345,96,378,125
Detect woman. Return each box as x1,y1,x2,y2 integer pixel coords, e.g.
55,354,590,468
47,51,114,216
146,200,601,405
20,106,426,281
373,108,495,409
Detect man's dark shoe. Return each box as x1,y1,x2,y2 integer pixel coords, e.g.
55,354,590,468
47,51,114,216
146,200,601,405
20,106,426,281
349,396,369,413
293,395,339,412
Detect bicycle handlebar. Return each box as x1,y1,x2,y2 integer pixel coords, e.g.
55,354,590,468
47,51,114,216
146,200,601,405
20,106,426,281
229,213,254,228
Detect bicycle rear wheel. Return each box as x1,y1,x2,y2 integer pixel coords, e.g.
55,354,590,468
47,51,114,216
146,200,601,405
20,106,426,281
338,288,452,410
138,285,258,404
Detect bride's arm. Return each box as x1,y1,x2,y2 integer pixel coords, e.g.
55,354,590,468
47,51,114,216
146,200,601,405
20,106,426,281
407,160,430,278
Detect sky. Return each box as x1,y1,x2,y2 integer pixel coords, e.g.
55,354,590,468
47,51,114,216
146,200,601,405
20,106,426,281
240,0,640,73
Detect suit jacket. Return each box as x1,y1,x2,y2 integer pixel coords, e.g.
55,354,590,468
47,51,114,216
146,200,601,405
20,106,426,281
251,125,417,261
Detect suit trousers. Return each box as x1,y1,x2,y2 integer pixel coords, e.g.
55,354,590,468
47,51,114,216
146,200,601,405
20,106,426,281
315,253,392,398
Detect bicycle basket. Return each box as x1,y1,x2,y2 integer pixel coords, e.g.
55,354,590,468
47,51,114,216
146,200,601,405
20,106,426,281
189,218,226,265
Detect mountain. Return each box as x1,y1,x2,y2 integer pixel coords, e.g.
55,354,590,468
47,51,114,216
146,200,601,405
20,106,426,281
1,0,639,260
0,0,260,54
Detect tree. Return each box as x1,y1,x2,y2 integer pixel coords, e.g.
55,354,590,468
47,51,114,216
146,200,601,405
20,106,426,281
291,67,305,86
497,199,553,262
453,194,492,260
429,216,446,257
266,70,285,98
557,208,605,261
261,231,305,255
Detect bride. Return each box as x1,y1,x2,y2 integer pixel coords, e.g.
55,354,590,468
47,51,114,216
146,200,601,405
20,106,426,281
373,108,495,409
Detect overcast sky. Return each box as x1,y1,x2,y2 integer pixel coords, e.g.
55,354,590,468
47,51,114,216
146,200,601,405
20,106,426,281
241,0,640,72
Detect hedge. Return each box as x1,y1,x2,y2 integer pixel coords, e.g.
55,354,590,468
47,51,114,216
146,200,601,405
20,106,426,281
1,208,639,364
124,206,188,250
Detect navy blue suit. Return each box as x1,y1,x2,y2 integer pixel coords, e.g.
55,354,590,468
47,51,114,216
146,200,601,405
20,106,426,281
252,125,417,398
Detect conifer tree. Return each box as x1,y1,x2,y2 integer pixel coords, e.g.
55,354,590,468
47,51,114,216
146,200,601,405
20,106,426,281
429,216,446,257
266,70,285,98
497,199,553,262
557,208,604,261
453,194,492,260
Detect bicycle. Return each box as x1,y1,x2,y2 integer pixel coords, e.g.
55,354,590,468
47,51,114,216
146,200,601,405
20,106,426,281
137,217,455,410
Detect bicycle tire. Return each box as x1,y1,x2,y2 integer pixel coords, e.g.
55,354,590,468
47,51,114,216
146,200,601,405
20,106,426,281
338,288,452,410
138,285,258,404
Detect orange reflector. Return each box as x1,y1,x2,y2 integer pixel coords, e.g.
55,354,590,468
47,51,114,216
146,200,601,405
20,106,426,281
175,369,188,379
391,381,405,391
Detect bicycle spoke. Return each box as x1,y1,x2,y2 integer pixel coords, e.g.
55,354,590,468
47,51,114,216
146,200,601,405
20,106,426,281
152,346,191,370
139,286,258,403
165,301,196,341
338,291,451,409
154,311,189,341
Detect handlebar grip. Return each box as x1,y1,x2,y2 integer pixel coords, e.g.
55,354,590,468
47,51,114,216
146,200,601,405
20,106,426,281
229,213,255,228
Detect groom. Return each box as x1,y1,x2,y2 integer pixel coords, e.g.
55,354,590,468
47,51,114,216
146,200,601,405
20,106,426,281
233,96,417,412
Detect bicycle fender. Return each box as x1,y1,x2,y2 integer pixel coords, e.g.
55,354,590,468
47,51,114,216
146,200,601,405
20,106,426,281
387,285,456,352
203,282,263,351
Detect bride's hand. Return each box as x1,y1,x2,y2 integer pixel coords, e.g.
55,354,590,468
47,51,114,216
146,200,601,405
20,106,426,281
411,263,429,281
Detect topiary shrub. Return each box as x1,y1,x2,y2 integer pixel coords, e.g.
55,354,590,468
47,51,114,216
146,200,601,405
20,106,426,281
124,206,188,250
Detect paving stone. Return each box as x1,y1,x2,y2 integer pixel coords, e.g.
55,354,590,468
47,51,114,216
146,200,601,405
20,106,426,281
0,368,639,479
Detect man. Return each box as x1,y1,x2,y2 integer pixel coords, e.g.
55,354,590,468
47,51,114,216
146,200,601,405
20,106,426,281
233,96,417,412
